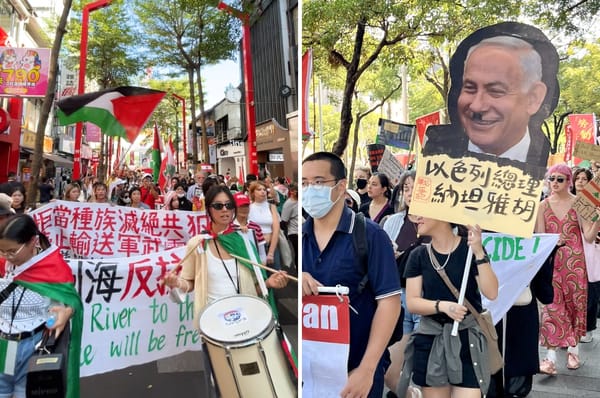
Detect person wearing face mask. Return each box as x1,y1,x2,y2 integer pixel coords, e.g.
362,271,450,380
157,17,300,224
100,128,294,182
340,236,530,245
172,183,193,211
355,166,372,207
302,152,401,398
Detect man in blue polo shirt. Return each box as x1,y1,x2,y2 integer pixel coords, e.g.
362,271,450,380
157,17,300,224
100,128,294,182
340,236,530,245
302,152,401,398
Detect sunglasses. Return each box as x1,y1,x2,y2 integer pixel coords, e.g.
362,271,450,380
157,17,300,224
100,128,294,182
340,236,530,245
345,198,354,206
547,176,566,183
209,202,235,210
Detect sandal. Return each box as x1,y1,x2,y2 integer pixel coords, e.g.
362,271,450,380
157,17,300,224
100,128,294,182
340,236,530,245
567,352,580,370
539,358,557,375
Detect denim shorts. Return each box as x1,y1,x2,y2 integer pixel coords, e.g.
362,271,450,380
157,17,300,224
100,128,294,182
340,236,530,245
401,289,421,334
0,330,44,398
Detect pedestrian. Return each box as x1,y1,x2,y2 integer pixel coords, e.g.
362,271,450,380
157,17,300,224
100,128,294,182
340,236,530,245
128,186,151,209
63,183,81,202
248,181,281,269
344,189,361,213
280,183,298,266
163,185,289,325
88,182,110,204
9,186,27,214
359,172,394,224
400,218,498,398
302,152,401,398
233,192,267,264
354,166,372,207
381,170,430,397
536,164,600,373
570,167,599,343
0,214,83,398
37,177,54,204
139,174,158,209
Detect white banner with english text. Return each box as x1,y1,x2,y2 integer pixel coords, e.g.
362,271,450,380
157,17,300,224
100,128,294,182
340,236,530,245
481,233,558,323
66,247,203,377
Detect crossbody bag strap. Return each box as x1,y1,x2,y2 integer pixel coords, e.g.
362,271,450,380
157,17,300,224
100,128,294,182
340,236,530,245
0,282,18,305
426,244,482,319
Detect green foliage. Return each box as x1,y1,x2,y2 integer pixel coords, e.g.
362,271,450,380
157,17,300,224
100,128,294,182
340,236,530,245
64,0,144,88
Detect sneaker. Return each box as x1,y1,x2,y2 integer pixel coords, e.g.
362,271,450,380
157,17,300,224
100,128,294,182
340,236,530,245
581,333,593,343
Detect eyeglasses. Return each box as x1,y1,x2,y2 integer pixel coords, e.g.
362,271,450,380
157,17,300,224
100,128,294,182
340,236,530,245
301,179,338,190
0,243,25,258
209,202,235,210
547,176,566,183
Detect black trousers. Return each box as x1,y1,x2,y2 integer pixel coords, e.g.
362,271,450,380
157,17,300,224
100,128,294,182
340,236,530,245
587,281,600,331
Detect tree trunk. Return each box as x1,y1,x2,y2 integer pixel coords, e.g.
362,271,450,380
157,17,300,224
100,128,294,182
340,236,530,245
27,0,73,208
195,65,210,166
331,17,366,157
188,68,198,170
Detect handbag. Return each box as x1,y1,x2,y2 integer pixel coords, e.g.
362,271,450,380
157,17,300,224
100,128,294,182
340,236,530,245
428,245,503,373
278,229,294,268
27,325,70,398
513,286,532,306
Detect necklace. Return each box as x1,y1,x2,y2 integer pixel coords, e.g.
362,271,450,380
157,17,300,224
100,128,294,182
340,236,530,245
427,243,453,271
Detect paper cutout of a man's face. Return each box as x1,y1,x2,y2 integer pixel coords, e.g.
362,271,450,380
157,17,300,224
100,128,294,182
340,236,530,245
457,39,547,156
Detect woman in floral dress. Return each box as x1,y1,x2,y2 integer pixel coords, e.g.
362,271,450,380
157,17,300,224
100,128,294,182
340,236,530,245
536,163,600,374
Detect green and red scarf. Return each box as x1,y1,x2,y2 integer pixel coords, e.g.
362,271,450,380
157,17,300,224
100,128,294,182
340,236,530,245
5,247,83,398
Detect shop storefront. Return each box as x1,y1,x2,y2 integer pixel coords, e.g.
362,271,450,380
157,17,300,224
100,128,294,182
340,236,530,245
255,118,296,181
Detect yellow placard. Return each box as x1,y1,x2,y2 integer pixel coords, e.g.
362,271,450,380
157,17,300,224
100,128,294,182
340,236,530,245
410,153,544,238
573,141,600,162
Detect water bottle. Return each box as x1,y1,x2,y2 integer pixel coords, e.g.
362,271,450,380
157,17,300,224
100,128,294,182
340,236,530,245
46,312,56,327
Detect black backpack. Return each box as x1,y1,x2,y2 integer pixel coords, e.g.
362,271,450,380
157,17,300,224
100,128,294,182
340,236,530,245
352,212,404,346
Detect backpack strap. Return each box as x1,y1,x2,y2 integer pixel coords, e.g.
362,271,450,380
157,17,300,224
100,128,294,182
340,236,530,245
352,212,369,294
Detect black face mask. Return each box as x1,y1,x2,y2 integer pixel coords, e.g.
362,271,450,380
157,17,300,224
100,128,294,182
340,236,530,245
356,178,368,190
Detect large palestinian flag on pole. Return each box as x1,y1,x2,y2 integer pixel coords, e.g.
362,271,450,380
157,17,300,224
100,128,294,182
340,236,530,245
7,246,84,398
56,86,165,143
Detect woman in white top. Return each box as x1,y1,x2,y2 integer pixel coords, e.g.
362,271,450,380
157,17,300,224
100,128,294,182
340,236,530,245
163,185,288,329
248,181,281,269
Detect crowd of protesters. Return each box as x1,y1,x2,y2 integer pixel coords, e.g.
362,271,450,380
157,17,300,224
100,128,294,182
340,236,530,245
302,149,600,398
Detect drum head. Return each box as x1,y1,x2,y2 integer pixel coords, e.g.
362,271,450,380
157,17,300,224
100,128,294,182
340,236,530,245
199,295,274,344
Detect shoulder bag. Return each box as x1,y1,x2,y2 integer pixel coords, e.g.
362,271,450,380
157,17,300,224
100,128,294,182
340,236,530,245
427,244,503,373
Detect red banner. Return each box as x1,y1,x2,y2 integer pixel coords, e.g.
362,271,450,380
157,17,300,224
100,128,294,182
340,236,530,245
564,124,573,163
568,114,596,164
415,110,441,146
302,294,350,344
302,49,313,141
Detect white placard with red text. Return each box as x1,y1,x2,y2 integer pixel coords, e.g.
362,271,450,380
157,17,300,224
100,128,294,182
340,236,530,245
302,294,350,398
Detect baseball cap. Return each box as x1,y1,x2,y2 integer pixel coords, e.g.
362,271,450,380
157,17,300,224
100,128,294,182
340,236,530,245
142,173,153,180
233,192,250,207
0,193,15,216
346,189,361,208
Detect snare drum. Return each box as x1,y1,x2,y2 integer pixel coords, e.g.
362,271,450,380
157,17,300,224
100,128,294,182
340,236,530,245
199,295,296,398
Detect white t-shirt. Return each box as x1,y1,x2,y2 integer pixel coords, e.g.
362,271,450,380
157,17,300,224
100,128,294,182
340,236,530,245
206,244,239,303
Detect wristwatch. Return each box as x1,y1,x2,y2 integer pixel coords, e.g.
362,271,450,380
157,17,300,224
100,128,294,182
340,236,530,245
474,254,490,266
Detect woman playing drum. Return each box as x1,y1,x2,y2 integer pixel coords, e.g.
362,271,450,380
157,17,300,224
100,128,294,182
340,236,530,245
163,185,289,329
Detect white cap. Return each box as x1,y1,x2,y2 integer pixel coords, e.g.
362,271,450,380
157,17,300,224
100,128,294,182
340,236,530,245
346,189,361,208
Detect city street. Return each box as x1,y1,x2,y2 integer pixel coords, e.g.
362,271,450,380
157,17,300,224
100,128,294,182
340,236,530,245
81,274,298,397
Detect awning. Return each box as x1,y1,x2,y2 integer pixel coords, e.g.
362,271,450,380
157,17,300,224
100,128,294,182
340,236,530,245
43,152,73,168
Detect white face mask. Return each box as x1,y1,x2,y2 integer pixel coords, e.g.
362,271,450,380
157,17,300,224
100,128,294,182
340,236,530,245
302,182,341,219
177,193,185,198
122,197,131,204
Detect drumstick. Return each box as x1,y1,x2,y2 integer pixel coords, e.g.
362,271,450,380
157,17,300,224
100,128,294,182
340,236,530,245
228,253,298,282
158,239,204,285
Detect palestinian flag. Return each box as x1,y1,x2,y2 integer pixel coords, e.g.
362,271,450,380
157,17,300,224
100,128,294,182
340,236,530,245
9,246,84,398
56,86,166,143
159,135,177,192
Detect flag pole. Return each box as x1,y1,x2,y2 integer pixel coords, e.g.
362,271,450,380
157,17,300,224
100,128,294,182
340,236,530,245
452,246,473,336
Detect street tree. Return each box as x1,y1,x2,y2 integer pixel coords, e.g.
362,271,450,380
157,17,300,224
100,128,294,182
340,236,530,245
64,0,144,181
27,1,74,208
135,0,238,169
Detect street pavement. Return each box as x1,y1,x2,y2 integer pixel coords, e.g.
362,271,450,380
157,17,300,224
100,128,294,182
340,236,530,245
80,268,299,397
532,327,600,397
382,327,600,397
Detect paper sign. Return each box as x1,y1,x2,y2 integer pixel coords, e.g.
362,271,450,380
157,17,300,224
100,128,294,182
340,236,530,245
573,141,600,162
410,153,543,238
574,175,600,222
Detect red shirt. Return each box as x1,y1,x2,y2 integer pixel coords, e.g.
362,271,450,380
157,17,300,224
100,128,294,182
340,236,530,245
140,187,156,209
